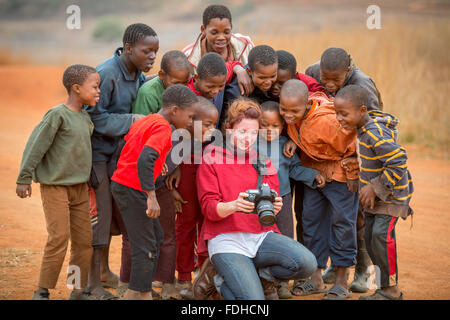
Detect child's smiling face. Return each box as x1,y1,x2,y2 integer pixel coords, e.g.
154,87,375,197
279,94,309,125
319,68,349,96
334,97,366,130
248,62,278,93
201,18,232,54
270,68,293,98
77,72,101,107
195,74,226,100
260,110,284,142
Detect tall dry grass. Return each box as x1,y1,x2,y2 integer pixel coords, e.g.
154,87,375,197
253,17,450,156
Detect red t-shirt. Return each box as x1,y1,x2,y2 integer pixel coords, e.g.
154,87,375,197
111,113,172,192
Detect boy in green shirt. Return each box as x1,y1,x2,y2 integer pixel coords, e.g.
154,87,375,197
132,50,190,115
16,64,100,300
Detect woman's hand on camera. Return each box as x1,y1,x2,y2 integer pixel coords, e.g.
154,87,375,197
234,192,255,213
273,196,283,215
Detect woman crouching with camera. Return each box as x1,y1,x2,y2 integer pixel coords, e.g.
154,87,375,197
193,98,317,300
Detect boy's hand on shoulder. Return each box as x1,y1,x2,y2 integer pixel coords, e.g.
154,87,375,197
346,178,359,193
360,184,376,209
283,140,297,158
233,65,254,96
16,184,32,198
315,174,326,188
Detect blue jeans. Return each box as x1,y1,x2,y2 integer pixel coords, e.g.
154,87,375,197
210,232,317,300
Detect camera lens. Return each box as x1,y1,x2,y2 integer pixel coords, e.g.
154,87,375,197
256,200,276,226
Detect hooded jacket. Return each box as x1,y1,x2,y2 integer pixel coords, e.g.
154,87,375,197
286,92,359,183
357,111,414,218
305,56,383,111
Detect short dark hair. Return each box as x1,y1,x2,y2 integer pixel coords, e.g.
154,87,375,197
62,64,97,93
202,5,232,27
335,84,368,108
280,79,308,102
197,52,227,80
248,45,278,71
122,23,157,47
196,96,218,115
161,50,189,74
277,50,297,77
260,101,280,113
161,84,198,109
320,47,350,72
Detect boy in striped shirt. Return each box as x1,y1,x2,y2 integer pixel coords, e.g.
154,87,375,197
335,85,414,300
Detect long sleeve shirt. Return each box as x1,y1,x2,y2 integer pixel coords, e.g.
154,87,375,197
357,111,414,218
85,47,146,162
196,145,280,241
17,104,93,185
305,57,383,111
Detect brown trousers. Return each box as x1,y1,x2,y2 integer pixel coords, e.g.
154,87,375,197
38,183,92,289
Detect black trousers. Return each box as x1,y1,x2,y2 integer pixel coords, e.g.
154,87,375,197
364,213,399,288
111,181,164,292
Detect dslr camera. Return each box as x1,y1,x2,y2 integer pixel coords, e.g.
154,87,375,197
244,183,278,227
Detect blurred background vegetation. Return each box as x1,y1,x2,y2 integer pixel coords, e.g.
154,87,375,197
0,0,449,154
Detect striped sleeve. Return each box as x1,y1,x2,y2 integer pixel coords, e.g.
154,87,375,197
360,124,408,200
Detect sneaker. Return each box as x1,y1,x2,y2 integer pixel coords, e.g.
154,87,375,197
31,288,49,300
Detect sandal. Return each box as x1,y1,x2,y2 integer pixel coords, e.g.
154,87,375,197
291,279,328,296
359,289,403,300
84,287,118,300
101,273,119,289
322,285,352,300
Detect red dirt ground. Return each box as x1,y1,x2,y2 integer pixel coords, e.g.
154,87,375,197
0,65,449,300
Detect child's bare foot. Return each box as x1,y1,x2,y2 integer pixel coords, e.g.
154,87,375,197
100,270,119,288
123,288,152,300
311,269,326,290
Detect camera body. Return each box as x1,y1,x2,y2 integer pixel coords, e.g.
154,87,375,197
244,183,278,227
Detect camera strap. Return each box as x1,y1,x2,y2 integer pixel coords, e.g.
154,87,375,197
252,150,268,188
